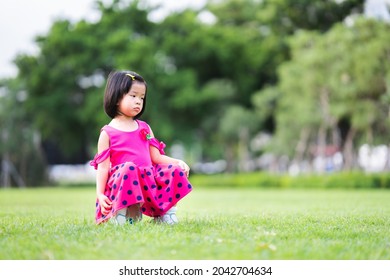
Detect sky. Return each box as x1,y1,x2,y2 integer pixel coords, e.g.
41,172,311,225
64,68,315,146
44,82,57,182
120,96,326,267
0,0,206,78
0,0,388,79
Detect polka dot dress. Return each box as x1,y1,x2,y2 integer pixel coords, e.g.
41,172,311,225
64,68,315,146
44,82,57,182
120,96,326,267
90,120,193,224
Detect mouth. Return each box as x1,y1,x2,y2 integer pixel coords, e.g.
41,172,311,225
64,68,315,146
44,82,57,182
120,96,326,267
133,107,141,112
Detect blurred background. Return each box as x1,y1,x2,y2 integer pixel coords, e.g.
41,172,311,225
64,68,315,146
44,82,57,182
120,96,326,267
0,0,390,187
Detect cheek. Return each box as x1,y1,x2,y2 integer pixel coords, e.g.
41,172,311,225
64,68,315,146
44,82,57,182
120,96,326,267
117,96,125,106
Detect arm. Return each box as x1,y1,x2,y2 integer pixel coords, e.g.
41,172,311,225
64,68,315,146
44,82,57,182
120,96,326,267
96,130,112,215
148,128,190,177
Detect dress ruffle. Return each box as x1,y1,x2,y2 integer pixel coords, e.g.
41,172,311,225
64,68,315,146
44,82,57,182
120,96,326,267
90,148,110,170
149,138,166,155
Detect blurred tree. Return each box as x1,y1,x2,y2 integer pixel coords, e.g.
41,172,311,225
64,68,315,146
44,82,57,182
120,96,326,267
15,0,156,164
11,0,367,179
219,105,258,172
155,0,363,164
254,0,364,33
0,78,48,187
274,17,390,171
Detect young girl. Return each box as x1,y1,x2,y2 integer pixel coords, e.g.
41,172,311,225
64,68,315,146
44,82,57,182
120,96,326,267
90,70,193,225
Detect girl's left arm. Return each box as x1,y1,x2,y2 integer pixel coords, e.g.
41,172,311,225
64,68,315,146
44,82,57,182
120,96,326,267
149,128,190,176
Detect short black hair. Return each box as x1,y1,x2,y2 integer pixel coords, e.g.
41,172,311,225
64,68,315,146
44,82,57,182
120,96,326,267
103,70,148,119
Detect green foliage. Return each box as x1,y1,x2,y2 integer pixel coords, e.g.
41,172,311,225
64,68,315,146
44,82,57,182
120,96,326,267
273,17,390,161
4,0,373,179
1,187,389,259
254,0,365,33
14,0,157,161
0,79,48,186
190,172,390,189
219,105,256,140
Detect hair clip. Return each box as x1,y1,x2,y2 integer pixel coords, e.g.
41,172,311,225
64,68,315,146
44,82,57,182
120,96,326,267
126,73,135,81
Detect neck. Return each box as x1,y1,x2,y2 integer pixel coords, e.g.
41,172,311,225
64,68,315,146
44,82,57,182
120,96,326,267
111,115,138,131
117,110,133,119
115,112,136,124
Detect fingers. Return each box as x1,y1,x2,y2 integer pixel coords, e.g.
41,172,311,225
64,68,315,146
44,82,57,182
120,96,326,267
101,197,112,208
104,197,112,207
101,203,111,215
98,195,112,215
178,160,190,177
101,207,110,216
184,165,190,177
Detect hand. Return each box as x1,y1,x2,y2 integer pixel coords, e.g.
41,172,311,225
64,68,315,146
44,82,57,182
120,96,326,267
97,193,112,216
178,160,190,177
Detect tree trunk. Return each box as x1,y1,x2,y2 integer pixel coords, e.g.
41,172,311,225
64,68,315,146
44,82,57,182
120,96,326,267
1,156,11,188
343,127,356,170
293,127,310,163
224,143,236,173
238,127,250,172
315,124,327,173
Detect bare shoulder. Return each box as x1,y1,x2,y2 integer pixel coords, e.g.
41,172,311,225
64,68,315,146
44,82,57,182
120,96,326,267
97,130,110,151
139,120,155,137
147,123,155,137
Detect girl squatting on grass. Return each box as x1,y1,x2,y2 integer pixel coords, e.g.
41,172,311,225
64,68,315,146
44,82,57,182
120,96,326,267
90,70,193,225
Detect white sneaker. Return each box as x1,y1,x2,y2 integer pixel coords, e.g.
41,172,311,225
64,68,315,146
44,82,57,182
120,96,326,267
111,206,143,225
111,208,128,225
114,213,127,225
161,212,178,225
154,207,178,225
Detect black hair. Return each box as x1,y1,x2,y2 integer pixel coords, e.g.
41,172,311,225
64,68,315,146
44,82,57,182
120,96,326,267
103,70,148,119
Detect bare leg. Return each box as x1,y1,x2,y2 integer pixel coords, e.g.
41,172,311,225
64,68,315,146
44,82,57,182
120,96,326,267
126,203,142,224
112,204,142,225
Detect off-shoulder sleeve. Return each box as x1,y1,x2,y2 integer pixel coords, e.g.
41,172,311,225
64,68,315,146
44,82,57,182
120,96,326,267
89,148,111,170
141,121,166,155
149,138,166,155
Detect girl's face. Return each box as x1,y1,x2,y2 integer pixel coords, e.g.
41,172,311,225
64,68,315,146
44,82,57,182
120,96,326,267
117,82,146,118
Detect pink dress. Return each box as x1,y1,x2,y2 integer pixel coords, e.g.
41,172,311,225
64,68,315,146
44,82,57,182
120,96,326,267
90,120,193,224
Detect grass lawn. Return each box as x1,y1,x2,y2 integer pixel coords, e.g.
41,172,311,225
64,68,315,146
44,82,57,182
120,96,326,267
0,186,389,260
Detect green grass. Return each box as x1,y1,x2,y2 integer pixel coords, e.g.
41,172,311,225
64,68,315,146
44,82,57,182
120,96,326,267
0,186,389,260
